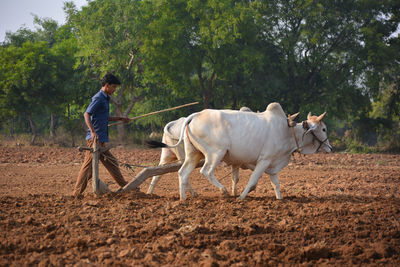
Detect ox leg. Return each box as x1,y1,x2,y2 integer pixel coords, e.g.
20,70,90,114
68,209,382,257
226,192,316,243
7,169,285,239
147,146,198,197
200,153,228,195
178,159,200,200
231,165,240,196
147,147,173,194
178,151,202,201
175,145,198,197
147,175,161,194
239,161,269,200
178,135,203,201
269,174,282,200
148,173,200,196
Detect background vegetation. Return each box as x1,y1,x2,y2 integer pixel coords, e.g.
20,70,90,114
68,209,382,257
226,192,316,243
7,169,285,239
0,0,399,152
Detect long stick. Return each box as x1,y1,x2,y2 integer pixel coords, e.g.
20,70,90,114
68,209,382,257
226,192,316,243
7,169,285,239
108,101,199,127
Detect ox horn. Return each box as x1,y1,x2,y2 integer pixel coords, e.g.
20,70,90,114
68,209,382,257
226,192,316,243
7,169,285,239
307,112,312,120
290,112,300,121
287,112,299,127
316,112,326,122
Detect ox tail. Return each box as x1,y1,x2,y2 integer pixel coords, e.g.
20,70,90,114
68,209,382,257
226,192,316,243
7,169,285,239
145,140,168,148
163,119,178,140
145,112,199,149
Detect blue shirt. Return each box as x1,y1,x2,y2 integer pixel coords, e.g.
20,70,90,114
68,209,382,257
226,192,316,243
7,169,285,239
85,90,110,142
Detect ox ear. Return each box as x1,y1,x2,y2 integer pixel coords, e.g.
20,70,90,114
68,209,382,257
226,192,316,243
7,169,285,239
305,123,318,135
307,112,312,120
316,112,326,122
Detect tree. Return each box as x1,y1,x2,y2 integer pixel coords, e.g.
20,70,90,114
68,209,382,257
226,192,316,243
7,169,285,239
2,27,37,47
142,0,259,109
0,41,58,144
65,0,147,143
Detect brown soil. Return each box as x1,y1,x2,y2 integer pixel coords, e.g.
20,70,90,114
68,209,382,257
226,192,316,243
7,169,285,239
0,145,399,266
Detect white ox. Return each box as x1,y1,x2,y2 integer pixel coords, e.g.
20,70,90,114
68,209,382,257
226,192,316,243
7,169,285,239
151,102,331,200
147,106,254,196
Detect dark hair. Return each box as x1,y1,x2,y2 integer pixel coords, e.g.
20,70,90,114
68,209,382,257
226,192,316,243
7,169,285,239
101,73,121,86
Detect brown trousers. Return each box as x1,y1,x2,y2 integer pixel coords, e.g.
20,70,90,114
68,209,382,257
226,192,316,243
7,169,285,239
73,138,127,196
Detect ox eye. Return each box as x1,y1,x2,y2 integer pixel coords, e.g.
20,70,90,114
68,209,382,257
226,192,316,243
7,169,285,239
322,128,326,132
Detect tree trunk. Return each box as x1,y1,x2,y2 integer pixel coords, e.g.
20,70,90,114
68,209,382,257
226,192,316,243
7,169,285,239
198,69,208,109
198,66,215,109
67,104,75,147
28,115,37,145
115,106,126,144
207,71,215,108
50,112,56,143
110,85,143,144
10,118,15,139
200,77,214,109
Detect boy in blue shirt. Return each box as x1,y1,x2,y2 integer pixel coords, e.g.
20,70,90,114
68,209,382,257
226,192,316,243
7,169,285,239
74,74,130,197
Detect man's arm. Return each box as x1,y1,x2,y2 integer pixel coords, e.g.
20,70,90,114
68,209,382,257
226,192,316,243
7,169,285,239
84,112,98,139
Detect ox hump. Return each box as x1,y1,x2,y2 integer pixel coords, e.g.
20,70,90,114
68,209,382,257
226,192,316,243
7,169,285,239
266,102,286,117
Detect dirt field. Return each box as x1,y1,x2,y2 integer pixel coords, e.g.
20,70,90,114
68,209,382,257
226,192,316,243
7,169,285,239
0,145,399,266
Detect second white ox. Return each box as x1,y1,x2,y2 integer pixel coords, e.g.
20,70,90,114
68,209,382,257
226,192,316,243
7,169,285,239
152,102,332,200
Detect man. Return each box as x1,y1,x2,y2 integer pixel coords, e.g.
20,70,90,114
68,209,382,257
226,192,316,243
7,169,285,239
73,73,130,197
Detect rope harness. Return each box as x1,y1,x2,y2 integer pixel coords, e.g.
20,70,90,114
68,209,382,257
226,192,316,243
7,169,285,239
287,115,330,154
287,115,302,153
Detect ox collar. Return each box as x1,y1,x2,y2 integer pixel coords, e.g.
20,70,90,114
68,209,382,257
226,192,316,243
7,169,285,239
302,121,309,130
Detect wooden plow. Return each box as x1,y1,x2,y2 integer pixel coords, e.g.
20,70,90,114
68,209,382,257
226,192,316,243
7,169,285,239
78,144,204,196
116,159,205,194
78,101,201,195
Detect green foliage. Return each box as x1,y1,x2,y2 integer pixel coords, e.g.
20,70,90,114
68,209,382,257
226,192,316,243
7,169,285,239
66,0,150,143
0,41,57,115
0,0,399,150
370,83,400,152
342,130,377,153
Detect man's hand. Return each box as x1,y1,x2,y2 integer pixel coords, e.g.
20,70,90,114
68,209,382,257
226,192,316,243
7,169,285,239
91,131,99,140
84,112,98,139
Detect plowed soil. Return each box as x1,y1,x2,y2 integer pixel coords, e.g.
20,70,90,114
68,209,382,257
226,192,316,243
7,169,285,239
0,145,399,266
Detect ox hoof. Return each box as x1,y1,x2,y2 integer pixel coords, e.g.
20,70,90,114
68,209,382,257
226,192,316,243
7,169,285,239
220,188,229,195
115,187,123,193
248,186,257,193
146,188,154,194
